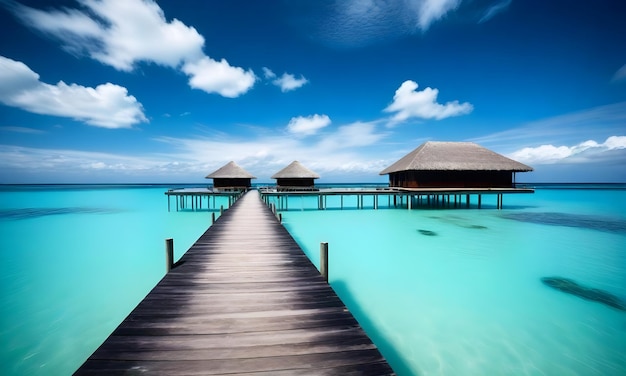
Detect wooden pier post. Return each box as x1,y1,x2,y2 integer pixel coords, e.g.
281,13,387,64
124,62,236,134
212,212,216,224
278,213,282,223
220,205,224,216
165,238,174,273
320,242,329,283
478,194,482,209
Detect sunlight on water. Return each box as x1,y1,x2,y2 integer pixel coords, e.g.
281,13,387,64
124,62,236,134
282,188,626,376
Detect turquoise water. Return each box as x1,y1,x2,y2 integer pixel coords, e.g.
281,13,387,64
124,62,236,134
0,185,227,375
1,185,625,375
280,186,626,375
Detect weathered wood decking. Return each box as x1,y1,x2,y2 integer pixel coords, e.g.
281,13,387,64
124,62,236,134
75,190,394,375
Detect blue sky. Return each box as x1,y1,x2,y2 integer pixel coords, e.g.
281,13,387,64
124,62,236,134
0,0,625,183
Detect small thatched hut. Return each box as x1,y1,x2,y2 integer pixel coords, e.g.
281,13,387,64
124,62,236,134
206,161,256,190
271,161,320,190
380,141,532,188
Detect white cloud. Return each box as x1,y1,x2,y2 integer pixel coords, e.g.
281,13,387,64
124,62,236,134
317,121,387,149
15,0,203,71
603,135,626,149
154,123,390,179
384,80,473,124
0,113,393,182
612,64,626,82
470,102,626,149
508,136,626,164
11,0,255,97
0,126,46,134
0,144,162,172
478,0,512,23
182,57,256,98
312,0,463,48
262,68,308,92
287,114,331,136
414,0,462,30
262,67,276,79
272,73,309,92
0,56,146,128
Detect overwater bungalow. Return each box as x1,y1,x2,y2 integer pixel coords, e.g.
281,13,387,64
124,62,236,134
380,141,533,188
271,161,320,191
205,161,256,190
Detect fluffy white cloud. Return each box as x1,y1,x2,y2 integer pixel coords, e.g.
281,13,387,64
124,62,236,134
262,68,308,92
182,57,256,98
0,56,146,128
509,136,626,164
287,114,331,136
15,0,203,71
384,80,473,124
273,73,309,92
11,0,255,97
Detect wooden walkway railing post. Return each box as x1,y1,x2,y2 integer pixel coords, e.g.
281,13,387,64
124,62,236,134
320,242,329,283
165,238,174,272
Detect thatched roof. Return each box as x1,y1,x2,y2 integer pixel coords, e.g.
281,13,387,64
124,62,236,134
271,161,320,179
205,161,256,179
380,141,533,175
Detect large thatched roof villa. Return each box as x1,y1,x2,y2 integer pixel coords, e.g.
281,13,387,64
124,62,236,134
205,161,256,190
380,141,533,188
271,161,320,190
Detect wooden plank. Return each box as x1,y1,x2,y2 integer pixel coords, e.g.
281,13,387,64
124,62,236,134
76,352,390,375
75,190,394,375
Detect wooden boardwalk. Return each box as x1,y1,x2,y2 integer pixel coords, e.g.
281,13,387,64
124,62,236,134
75,190,394,375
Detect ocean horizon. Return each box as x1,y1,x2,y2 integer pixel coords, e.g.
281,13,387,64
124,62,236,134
1,183,625,375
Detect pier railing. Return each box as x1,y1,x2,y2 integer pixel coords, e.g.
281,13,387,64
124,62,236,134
259,187,534,212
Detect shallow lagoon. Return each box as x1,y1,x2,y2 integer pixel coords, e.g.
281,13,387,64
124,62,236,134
280,187,626,375
1,184,625,375
0,185,226,375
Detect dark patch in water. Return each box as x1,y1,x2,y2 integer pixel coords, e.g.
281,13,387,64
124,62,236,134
541,276,625,311
0,207,123,220
417,229,437,236
467,224,488,230
501,212,626,234
427,215,488,230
